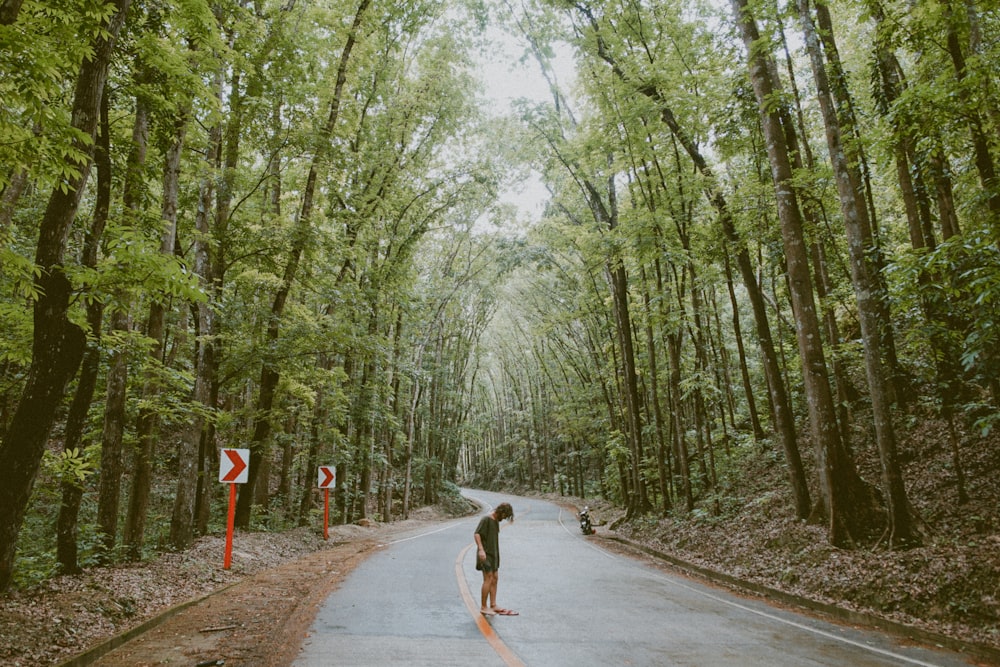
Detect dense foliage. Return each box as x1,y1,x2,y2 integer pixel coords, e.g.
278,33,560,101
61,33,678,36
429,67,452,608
0,0,516,589
461,0,1000,549
1,0,998,593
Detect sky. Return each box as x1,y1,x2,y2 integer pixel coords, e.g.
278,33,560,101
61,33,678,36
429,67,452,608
472,26,577,222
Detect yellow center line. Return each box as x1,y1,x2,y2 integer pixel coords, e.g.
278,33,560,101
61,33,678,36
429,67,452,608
455,543,527,667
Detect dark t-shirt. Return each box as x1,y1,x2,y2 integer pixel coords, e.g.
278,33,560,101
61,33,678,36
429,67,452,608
475,514,500,570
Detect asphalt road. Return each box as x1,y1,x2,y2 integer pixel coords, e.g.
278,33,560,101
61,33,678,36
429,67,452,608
293,490,977,667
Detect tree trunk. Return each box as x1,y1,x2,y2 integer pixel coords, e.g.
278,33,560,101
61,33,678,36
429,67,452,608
402,359,422,519
356,313,379,518
866,7,968,503
170,100,219,549
278,418,294,518
798,0,916,546
944,1,1000,231
731,0,874,546
382,309,404,521
56,88,112,574
812,0,905,407
56,312,103,573
121,92,155,562
255,452,272,508
689,277,714,487
930,149,961,240
776,12,853,453
723,253,764,441
298,392,325,526
0,0,131,592
610,254,649,516
810,240,853,454
0,0,24,25
666,331,693,511
574,165,649,516
96,309,130,561
641,267,671,513
709,287,737,449
0,168,28,232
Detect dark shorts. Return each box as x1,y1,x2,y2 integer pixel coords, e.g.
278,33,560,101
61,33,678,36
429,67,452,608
476,554,498,572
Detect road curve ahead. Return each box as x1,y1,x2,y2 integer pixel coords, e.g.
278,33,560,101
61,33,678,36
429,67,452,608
294,490,977,667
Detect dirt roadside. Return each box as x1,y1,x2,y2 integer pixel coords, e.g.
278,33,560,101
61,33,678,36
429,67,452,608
0,508,458,667
83,534,383,667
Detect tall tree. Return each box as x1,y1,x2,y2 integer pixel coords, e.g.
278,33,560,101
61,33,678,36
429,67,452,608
55,88,113,574
796,0,917,546
565,0,811,518
730,0,877,546
0,0,133,593
235,0,372,527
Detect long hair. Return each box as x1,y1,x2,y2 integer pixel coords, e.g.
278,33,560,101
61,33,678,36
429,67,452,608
495,502,514,522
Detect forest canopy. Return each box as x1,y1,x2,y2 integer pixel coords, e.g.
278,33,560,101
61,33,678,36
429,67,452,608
1,0,999,593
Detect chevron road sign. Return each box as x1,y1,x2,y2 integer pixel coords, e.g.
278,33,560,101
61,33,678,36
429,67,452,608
219,448,250,484
318,465,336,489
219,447,250,569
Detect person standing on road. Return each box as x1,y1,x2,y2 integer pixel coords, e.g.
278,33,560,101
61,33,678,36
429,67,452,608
474,502,518,616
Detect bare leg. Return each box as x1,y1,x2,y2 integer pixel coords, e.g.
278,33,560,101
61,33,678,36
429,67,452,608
480,571,497,614
490,573,518,614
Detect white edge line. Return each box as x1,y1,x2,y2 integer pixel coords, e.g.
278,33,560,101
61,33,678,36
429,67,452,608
558,508,617,559
610,536,947,667
672,575,945,667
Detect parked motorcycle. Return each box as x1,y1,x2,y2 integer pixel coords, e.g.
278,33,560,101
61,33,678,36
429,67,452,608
578,506,595,535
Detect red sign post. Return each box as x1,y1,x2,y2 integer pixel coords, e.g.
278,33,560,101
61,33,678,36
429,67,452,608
318,466,336,540
219,448,250,569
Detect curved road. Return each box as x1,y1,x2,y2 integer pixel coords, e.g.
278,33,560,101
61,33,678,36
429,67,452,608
294,490,975,666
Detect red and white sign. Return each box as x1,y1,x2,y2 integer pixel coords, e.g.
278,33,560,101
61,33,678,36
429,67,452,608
318,465,336,489
219,448,250,484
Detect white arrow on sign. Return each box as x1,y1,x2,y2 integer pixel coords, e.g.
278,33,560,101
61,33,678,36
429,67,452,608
318,465,336,489
219,448,250,484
